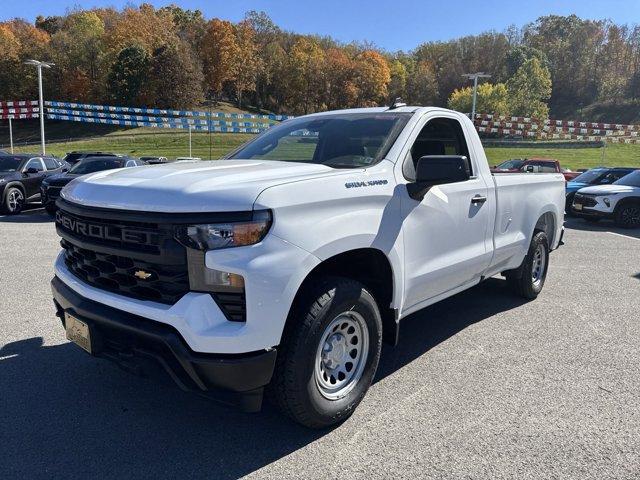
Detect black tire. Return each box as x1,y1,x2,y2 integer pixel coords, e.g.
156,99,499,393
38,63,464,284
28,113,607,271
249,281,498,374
1,186,25,215
614,201,640,229
45,204,57,216
565,193,576,217
505,231,549,299
268,276,382,429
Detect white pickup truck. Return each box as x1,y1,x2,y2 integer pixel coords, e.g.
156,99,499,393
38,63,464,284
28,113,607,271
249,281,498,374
51,106,565,428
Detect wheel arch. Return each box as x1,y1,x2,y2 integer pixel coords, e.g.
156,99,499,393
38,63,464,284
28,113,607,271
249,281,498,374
283,247,399,347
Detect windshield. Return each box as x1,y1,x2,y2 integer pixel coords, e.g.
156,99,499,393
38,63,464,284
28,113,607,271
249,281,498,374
0,157,24,172
228,112,412,168
495,159,524,170
614,170,640,187
69,158,124,175
572,169,606,183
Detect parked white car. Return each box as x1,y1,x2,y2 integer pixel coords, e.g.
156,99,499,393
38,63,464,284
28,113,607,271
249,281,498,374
572,169,640,228
51,106,565,428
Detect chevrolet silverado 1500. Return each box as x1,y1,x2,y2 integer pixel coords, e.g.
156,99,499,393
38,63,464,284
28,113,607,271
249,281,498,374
51,106,565,428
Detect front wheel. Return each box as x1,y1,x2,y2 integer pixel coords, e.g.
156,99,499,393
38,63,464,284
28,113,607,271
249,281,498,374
268,277,382,429
505,231,549,299
1,187,25,215
614,202,640,229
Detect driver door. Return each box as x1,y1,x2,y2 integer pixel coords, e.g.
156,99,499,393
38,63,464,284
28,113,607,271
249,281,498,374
22,158,46,200
400,115,493,311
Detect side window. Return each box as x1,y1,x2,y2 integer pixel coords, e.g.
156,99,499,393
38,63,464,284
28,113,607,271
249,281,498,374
25,158,45,172
404,117,472,179
43,158,59,170
539,162,556,173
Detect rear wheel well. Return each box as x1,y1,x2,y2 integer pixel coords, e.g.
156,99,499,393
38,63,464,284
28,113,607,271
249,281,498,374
535,211,556,246
285,248,397,346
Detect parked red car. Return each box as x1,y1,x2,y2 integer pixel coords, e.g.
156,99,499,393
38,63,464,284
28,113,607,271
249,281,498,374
491,158,580,181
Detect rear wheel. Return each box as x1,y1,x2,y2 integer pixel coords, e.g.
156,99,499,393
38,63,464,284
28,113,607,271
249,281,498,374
614,201,640,229
505,231,549,299
268,277,382,429
1,187,24,215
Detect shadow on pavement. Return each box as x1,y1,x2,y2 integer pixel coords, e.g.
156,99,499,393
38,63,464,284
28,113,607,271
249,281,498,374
0,278,526,479
0,206,53,223
564,216,640,240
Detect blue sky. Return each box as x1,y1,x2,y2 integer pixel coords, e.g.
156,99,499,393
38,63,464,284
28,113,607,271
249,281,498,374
4,0,640,51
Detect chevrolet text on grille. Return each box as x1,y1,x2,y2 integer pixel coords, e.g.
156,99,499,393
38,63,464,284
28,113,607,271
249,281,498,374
55,211,152,244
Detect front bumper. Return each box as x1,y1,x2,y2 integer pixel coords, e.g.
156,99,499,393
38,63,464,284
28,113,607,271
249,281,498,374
51,275,277,411
571,207,613,220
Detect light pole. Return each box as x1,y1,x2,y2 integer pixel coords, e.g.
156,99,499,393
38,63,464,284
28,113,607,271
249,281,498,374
462,72,491,121
8,115,14,154
24,59,54,155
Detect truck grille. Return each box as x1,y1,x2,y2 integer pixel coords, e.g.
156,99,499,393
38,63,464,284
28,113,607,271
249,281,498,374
61,239,189,304
574,193,597,207
55,201,248,320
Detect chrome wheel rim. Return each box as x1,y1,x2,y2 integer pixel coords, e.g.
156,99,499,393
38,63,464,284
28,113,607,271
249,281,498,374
314,311,369,400
7,189,23,212
531,244,546,287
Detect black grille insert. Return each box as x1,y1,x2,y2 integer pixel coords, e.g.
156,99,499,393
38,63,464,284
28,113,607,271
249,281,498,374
574,193,597,208
62,239,189,304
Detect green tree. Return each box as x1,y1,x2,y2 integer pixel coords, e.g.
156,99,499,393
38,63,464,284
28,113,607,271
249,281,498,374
506,57,552,118
107,44,150,105
387,59,408,103
448,82,509,115
406,61,439,106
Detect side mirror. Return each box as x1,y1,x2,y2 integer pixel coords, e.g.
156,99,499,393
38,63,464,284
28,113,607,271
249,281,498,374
407,155,470,200
24,167,39,174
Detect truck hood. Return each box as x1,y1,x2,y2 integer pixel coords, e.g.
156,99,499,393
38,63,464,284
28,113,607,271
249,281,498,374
578,184,637,195
60,160,341,212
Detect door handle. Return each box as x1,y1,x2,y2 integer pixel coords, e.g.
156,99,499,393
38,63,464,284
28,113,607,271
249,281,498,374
471,195,487,205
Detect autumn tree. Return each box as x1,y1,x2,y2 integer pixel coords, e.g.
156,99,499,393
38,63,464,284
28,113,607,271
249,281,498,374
354,50,390,106
49,12,106,100
148,40,204,108
324,48,357,109
107,44,150,105
288,37,325,114
200,19,238,100
232,21,262,108
107,4,176,55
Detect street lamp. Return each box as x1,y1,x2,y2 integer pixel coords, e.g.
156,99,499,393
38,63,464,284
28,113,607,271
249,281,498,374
462,72,491,121
24,59,54,155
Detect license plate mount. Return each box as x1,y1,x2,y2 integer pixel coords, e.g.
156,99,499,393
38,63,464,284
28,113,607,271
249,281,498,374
65,312,92,354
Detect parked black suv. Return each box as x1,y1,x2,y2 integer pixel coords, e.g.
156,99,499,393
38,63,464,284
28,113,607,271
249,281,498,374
61,151,123,165
0,154,68,214
42,156,147,215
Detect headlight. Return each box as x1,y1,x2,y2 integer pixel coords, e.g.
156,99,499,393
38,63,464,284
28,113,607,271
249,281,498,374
176,210,272,251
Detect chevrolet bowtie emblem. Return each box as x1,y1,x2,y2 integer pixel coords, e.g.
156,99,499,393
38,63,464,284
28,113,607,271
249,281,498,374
134,270,152,280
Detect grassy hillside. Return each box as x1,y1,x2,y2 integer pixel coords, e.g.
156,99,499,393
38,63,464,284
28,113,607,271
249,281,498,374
10,130,640,170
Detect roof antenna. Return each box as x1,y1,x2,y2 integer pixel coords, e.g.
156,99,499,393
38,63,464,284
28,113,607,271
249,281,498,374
388,97,407,110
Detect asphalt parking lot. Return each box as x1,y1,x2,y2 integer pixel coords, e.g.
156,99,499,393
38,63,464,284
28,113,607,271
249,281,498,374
1,209,639,479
